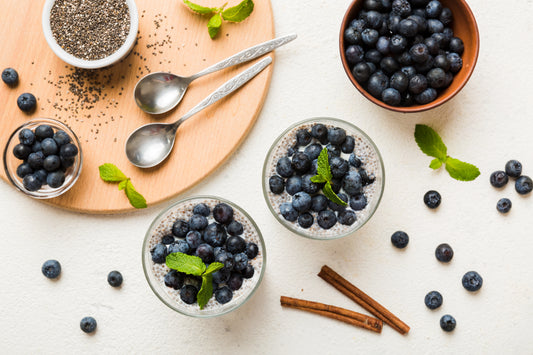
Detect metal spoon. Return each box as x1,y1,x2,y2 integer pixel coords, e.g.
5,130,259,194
134,34,296,114
125,57,272,168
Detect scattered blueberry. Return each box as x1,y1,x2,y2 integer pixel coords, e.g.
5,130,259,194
276,157,293,178
151,243,168,264
1,68,18,86
215,286,233,304
42,259,61,279
226,235,246,254
341,136,355,154
496,198,512,213
269,175,285,194
292,192,312,213
180,285,198,304
311,124,328,144
107,270,123,287
342,171,363,196
391,231,409,249
505,160,522,178
227,220,243,236
424,190,441,209
440,314,456,332
17,93,37,112
424,291,443,310
435,243,453,262
298,213,314,229
515,176,532,195
246,243,259,259
280,202,298,222
296,129,312,146
228,273,244,291
462,271,483,292
242,264,255,279
490,171,508,188
317,210,337,229
338,210,357,226
80,317,97,334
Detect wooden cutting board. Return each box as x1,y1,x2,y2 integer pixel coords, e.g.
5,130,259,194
0,0,274,213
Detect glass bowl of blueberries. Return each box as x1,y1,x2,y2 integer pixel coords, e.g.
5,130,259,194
3,118,82,199
340,0,479,112
262,118,385,240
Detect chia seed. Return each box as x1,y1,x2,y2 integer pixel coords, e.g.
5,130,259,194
50,0,131,61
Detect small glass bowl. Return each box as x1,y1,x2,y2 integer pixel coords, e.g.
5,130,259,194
262,117,385,240
3,118,83,199
142,196,266,318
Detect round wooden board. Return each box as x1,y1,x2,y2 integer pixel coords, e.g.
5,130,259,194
0,0,274,214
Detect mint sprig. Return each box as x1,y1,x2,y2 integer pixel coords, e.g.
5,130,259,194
166,252,224,309
183,0,254,39
310,148,348,206
414,124,480,181
98,163,147,208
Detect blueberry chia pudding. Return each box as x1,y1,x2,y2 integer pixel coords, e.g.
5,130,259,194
263,118,384,239
143,197,265,317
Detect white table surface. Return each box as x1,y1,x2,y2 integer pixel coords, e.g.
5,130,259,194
2,0,533,353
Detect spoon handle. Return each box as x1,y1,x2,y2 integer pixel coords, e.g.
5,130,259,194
187,34,296,82
176,57,272,125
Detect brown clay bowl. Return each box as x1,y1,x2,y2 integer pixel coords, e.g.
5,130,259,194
340,0,480,113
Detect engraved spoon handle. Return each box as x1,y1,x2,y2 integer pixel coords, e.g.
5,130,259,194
174,56,272,127
186,34,296,82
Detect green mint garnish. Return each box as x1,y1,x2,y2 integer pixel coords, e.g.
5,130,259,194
310,147,348,206
414,124,480,181
166,252,224,309
98,163,147,209
183,0,254,39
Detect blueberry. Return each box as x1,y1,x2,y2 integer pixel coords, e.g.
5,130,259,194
1,68,18,86
185,230,203,249
364,0,383,11
342,171,363,196
401,66,417,80
352,62,372,84
344,27,362,45
365,49,383,64
426,19,444,34
365,10,384,29
435,243,453,262
35,125,54,140
224,273,242,291
415,88,437,104
286,176,303,195
189,214,208,231
40,138,58,156
292,192,312,213
34,169,48,184
13,143,31,160
359,169,376,186
382,88,402,106
490,171,508,188
392,0,411,17
61,155,76,170
424,291,443,310
46,171,65,188
390,71,408,93
227,220,243,236
16,163,33,178
326,144,342,158
304,143,323,160
242,264,255,279
59,143,78,159
505,160,522,178
515,176,533,195
203,223,227,247
345,45,365,65
212,269,231,284
17,93,36,112
327,127,347,146
426,0,442,18
462,271,483,292
296,129,312,147
180,284,198,304
164,270,184,290
326,193,347,213
330,178,342,194
341,136,355,154
425,68,446,89
32,140,42,153
433,54,450,71
169,240,190,254
440,314,456,332
330,157,349,179
409,44,429,64
23,174,42,191
269,175,285,194
43,155,61,172
439,7,453,26
424,190,441,209
388,14,401,33
302,174,320,194
151,243,168,264
399,19,418,37
317,210,337,229
246,242,259,259
19,128,35,145
280,202,298,221
338,210,357,226
350,194,368,211
430,33,447,49
172,219,189,238
423,37,440,56
496,198,512,213
396,51,413,66
27,151,44,170
292,152,312,175
296,212,313,229
380,57,400,75
226,235,246,254
447,52,463,73
367,72,389,98
350,19,366,32
391,231,409,248
215,286,233,304
184,275,203,290
390,35,408,54
233,252,249,272
42,259,61,279
195,243,215,263
215,251,235,271
349,153,362,168
376,36,391,55
107,270,123,287
311,124,328,144
361,29,379,46
53,130,71,146
213,203,234,225
193,203,210,216
311,195,328,212
80,317,97,334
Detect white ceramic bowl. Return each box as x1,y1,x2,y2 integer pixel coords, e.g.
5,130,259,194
41,0,139,69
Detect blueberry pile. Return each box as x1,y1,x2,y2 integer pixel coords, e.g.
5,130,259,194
490,159,532,213
269,124,376,231
344,0,464,106
13,125,78,192
151,202,260,307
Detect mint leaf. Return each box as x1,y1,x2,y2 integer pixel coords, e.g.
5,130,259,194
204,262,224,276
316,148,332,181
429,158,442,170
323,181,348,206
197,274,214,309
221,0,254,22
310,175,327,183
414,124,447,162
445,157,480,181
125,180,147,209
99,163,127,182
118,179,128,191
183,0,216,15
207,13,222,38
166,253,206,276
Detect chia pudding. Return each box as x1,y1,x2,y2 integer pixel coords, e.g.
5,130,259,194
262,118,384,239
142,196,265,317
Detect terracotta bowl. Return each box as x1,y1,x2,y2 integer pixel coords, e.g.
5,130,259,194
339,0,480,113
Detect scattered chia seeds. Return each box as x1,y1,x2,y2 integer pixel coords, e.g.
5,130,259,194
50,0,131,61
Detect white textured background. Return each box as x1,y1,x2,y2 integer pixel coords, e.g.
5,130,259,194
1,0,533,353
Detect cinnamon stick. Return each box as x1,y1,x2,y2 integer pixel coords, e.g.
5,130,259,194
280,296,382,333
318,265,410,335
